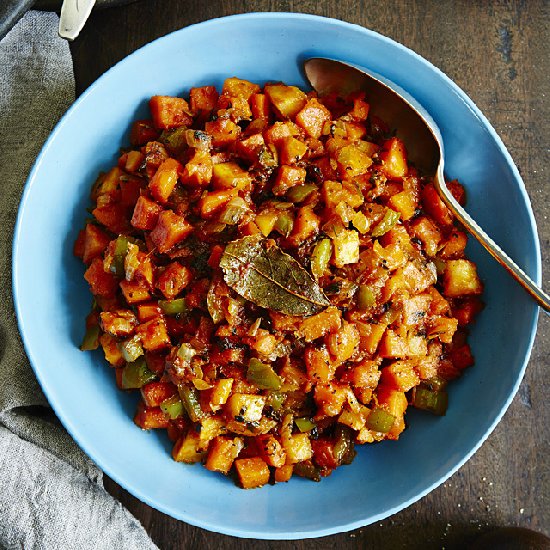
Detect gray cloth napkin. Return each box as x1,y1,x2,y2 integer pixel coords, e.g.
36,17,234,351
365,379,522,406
0,12,158,550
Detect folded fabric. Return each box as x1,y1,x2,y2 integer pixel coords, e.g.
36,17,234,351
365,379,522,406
0,11,157,549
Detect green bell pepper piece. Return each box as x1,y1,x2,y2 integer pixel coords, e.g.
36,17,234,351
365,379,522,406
247,358,282,390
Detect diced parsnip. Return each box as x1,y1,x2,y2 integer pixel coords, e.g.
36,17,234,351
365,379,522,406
149,95,192,129
283,432,313,464
378,328,428,359
325,322,360,365
400,294,432,326
100,310,138,338
234,457,270,489
150,210,193,253
288,206,320,245
205,436,244,474
354,322,387,355
198,416,226,451
208,378,234,411
343,359,381,389
334,144,373,179
314,383,348,417
278,136,308,165
274,464,294,483
180,149,213,186
256,434,286,467
338,405,370,431
331,228,360,268
409,216,442,257
388,190,418,221
279,361,309,392
211,162,252,191
120,279,150,305
427,316,458,344
99,333,125,367
135,316,171,351
149,158,181,203
172,430,206,463
222,77,261,100
376,385,408,439
254,210,279,237
264,84,307,119
295,98,332,138
380,360,420,392
225,393,265,423
379,137,408,178
443,259,483,297
305,346,335,383
272,165,306,196
299,306,342,343
199,189,238,219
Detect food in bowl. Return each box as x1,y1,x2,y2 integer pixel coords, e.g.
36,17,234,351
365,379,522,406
74,76,483,489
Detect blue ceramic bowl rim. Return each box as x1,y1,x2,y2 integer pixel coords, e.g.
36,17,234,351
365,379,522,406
12,12,541,539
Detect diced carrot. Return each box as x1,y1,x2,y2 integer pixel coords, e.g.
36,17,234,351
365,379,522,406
274,464,293,483
135,317,171,351
84,258,118,297
189,86,219,113
82,223,111,265
92,202,131,235
156,262,193,299
134,405,170,431
380,360,420,392
421,183,454,227
140,381,177,407
199,189,238,218
272,165,306,196
150,210,193,253
204,118,241,147
131,195,163,230
149,158,182,203
130,119,160,146
149,95,193,129
250,93,271,119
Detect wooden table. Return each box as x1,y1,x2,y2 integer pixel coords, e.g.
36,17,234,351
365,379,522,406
71,1,549,548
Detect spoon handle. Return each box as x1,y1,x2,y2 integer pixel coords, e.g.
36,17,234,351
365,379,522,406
434,168,550,314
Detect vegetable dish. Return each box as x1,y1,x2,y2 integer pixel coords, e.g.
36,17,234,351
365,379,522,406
74,77,483,488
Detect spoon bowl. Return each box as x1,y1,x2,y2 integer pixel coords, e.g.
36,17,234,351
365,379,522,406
304,57,549,313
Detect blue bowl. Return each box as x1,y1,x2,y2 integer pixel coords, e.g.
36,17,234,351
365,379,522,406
13,13,541,539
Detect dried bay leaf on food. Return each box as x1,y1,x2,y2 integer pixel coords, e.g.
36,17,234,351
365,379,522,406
220,235,330,316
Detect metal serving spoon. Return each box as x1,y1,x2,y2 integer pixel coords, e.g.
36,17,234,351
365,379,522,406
304,58,550,313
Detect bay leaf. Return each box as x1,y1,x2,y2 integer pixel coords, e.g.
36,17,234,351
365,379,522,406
220,235,330,316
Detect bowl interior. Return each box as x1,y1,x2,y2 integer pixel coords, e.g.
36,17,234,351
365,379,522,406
13,13,540,539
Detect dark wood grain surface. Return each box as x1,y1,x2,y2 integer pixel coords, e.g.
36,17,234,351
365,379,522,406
70,1,549,548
